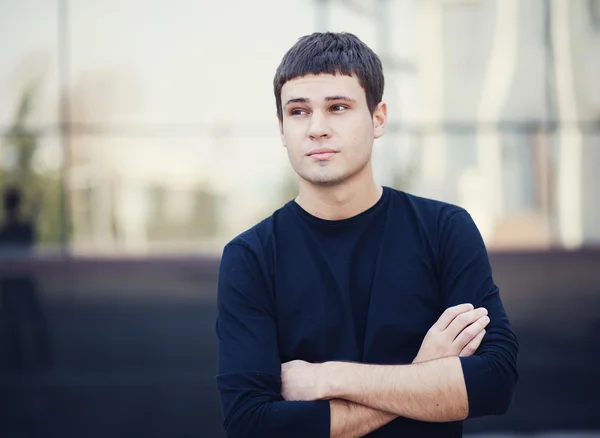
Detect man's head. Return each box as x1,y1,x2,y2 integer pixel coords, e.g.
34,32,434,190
274,32,387,186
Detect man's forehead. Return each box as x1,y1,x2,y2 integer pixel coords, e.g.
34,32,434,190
281,73,363,99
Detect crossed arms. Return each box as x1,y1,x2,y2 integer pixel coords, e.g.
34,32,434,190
216,211,519,438
281,304,489,438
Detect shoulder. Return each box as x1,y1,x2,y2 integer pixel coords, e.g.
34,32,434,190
218,207,290,302
225,207,281,253
386,187,469,231
221,202,293,268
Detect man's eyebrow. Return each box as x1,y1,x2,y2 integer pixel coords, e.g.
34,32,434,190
325,95,356,103
284,97,309,107
283,96,356,107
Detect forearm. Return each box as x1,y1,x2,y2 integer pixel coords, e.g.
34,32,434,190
324,357,468,422
330,399,397,438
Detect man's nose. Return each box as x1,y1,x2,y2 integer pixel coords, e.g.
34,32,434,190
307,112,332,140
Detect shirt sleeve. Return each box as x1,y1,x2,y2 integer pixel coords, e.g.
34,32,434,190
216,242,331,438
438,210,519,418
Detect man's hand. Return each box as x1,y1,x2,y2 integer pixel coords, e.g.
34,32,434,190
281,359,325,401
413,303,489,363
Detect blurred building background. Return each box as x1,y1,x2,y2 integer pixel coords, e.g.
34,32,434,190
1,0,599,255
0,0,599,437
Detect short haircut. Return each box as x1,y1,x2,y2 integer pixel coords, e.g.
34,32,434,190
273,32,384,121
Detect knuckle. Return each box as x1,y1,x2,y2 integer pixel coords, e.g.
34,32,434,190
456,340,467,351
444,308,458,318
457,313,472,325
464,327,478,339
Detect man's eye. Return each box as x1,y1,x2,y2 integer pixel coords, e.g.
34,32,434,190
330,104,348,112
290,108,308,116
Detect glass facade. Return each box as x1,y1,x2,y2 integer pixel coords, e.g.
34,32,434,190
1,0,599,255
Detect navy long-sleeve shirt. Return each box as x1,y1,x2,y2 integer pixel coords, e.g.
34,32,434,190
216,187,519,437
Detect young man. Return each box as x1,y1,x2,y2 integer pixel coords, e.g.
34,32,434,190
216,32,518,437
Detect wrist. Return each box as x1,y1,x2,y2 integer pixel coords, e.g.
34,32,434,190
319,361,342,399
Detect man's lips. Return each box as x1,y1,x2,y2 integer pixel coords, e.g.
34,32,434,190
308,149,338,160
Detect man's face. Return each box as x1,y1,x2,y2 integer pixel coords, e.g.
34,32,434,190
279,74,386,186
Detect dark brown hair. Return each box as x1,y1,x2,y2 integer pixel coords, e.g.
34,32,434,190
273,32,384,120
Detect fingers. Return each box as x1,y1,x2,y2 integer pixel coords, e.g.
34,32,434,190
431,303,474,331
453,314,490,352
446,307,488,340
459,328,486,357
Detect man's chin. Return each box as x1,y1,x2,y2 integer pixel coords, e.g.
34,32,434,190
303,174,345,186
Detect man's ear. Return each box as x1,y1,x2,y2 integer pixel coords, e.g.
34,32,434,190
279,117,286,147
373,102,387,139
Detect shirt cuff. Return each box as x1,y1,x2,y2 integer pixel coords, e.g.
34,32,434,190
459,355,496,418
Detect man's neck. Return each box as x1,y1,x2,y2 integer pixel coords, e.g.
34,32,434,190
295,176,383,221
